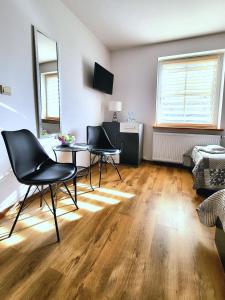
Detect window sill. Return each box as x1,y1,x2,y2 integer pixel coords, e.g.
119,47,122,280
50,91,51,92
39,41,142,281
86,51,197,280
42,119,60,124
153,125,224,132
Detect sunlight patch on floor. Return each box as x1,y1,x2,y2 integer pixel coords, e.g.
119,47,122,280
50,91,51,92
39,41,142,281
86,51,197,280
96,187,135,198
34,222,55,232
41,206,52,213
21,215,54,232
56,208,82,221
76,200,103,212
60,198,103,212
157,202,191,230
76,182,135,198
76,182,94,189
0,226,7,234
0,226,9,238
60,198,77,206
23,205,82,223
80,192,120,205
1,234,24,246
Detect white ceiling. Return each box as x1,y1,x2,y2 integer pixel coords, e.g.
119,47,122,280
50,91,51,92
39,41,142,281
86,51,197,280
61,0,225,50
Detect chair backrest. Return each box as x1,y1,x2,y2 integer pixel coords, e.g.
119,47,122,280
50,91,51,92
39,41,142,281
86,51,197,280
87,126,114,148
1,129,50,181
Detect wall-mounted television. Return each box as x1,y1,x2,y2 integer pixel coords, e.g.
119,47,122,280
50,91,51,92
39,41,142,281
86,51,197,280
93,62,114,95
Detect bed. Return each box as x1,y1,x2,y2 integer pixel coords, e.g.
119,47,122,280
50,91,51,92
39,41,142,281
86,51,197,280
191,145,225,190
196,189,225,271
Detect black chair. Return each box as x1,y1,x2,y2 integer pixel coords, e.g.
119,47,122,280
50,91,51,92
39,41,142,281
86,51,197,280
87,126,122,187
1,129,78,242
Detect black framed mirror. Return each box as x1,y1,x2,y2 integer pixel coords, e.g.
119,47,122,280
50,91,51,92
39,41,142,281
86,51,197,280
33,27,61,138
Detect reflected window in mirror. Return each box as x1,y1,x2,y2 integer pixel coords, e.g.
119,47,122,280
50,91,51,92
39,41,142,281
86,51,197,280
33,28,61,138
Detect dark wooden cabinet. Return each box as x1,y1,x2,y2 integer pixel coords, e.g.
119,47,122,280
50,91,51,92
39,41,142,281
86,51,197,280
102,122,144,166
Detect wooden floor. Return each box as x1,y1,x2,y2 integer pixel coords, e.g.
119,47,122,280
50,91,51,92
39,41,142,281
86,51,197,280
0,162,225,299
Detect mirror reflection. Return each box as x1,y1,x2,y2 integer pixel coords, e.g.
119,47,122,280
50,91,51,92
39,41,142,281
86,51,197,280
35,30,60,137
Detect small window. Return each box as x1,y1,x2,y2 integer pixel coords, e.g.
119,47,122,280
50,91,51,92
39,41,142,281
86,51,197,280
41,72,60,121
156,53,224,128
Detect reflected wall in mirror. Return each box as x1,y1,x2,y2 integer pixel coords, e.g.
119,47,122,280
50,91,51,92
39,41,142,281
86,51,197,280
33,27,61,138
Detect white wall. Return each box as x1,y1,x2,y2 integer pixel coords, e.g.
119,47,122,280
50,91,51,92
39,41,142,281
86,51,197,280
0,0,111,210
110,33,225,160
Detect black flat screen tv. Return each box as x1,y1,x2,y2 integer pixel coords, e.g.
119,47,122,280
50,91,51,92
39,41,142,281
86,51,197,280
93,62,114,95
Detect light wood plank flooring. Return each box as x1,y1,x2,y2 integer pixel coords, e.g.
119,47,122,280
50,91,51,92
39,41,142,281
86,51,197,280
0,162,225,299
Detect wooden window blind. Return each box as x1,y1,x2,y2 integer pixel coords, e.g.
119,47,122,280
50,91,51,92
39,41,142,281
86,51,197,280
156,54,223,128
45,73,59,120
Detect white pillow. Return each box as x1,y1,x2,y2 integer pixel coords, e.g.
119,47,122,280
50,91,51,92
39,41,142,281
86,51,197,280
196,189,225,231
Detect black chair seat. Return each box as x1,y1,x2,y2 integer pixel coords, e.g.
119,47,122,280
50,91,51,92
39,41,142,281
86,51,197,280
90,148,121,156
21,161,76,185
1,129,79,242
87,126,122,188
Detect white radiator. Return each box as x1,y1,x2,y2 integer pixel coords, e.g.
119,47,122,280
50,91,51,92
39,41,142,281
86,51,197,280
152,132,221,163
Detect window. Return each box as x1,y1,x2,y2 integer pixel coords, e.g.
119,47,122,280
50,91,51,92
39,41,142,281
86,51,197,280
156,53,224,128
41,72,60,121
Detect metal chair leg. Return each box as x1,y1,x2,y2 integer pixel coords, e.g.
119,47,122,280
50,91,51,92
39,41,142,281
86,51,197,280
73,177,77,203
40,185,43,207
54,184,58,208
49,185,60,242
104,161,107,173
63,182,79,210
99,156,103,188
111,156,122,181
89,152,94,190
91,154,97,165
9,185,32,237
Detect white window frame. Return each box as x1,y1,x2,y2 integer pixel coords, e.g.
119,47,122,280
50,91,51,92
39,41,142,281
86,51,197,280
155,50,225,129
41,71,60,121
